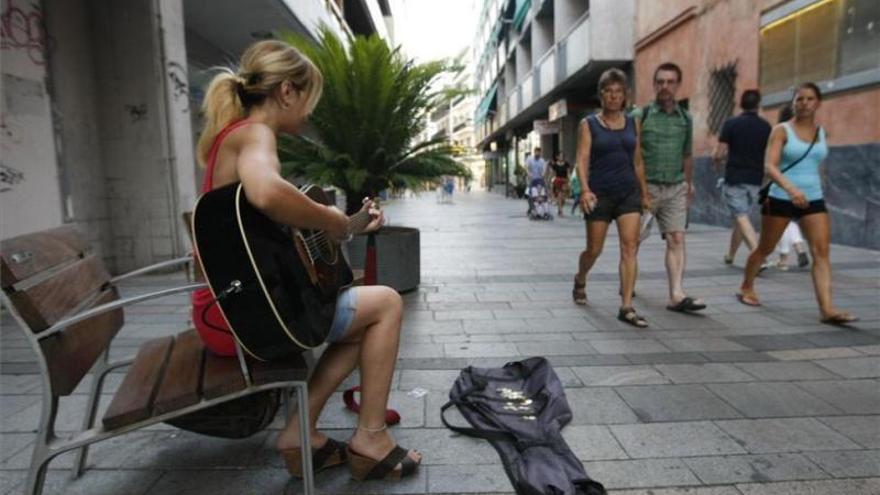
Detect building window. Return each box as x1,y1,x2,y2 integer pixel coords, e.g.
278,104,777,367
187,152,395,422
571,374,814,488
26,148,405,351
760,0,879,94
707,61,737,135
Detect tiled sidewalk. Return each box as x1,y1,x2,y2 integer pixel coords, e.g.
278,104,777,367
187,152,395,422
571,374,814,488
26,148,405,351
2,191,879,494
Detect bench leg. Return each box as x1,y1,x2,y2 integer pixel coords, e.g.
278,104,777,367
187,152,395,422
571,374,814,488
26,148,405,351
26,395,59,495
72,352,109,478
296,383,315,495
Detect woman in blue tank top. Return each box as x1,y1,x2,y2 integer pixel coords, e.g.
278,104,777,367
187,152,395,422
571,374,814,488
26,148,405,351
573,68,650,327
738,83,858,325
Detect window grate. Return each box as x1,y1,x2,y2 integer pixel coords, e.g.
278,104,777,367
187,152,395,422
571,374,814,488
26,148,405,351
707,61,738,135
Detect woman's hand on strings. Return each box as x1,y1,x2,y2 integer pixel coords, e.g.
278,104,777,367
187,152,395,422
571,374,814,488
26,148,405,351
361,197,384,233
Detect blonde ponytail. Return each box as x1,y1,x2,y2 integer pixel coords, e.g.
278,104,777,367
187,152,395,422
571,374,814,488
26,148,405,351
196,40,323,167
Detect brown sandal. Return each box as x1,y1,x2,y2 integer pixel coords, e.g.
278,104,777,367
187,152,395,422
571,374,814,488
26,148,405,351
281,437,348,478
572,277,587,305
347,445,420,481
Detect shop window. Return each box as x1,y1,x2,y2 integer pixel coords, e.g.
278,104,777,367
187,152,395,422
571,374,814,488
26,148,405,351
707,62,738,135
761,0,879,94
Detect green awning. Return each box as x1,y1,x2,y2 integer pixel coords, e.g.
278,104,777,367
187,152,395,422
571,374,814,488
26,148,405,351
491,19,504,43
475,83,498,125
513,0,531,31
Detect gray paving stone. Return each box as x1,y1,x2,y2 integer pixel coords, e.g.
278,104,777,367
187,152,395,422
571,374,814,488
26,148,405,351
0,433,33,463
514,341,597,356
800,331,880,348
735,477,880,495
144,469,293,495
817,415,880,448
624,352,709,365
0,470,26,495
813,356,880,378
582,459,702,489
766,347,863,361
804,449,880,478
610,422,746,458
715,418,861,453
502,332,573,342
393,428,500,466
796,379,880,414
398,370,462,391
561,425,628,461
443,342,519,358
570,365,669,386
565,388,639,425
30,469,161,495
609,488,741,495
659,338,751,353
462,319,530,334
706,382,841,418
733,362,838,381
654,363,755,384
727,335,818,352
683,453,827,484
616,385,743,422
0,374,40,394
591,339,671,355
434,310,495,321
428,464,510,494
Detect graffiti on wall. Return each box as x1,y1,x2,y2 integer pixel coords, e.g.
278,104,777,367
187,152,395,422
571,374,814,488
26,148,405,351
125,103,148,122
167,61,189,113
1,0,52,66
0,163,24,192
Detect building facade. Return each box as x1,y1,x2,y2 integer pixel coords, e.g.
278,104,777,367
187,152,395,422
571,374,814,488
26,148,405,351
472,0,635,195
633,0,879,248
0,0,392,272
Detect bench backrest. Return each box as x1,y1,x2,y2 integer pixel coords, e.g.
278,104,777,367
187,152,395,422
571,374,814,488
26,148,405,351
1,225,124,396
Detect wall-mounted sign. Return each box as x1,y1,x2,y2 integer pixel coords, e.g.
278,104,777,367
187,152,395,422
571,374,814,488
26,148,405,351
548,99,568,121
533,119,560,134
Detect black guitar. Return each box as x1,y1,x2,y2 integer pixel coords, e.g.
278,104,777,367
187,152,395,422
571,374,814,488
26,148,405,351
192,182,374,361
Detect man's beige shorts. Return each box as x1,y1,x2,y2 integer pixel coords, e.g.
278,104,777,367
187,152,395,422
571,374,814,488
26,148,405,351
647,182,688,234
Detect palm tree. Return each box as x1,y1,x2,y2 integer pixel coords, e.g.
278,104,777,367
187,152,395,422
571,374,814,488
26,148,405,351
278,27,471,215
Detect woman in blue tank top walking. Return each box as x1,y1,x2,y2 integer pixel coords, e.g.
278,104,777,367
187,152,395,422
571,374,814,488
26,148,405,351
573,68,651,327
737,83,858,325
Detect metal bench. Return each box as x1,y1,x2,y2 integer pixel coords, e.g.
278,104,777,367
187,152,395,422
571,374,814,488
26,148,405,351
1,225,317,495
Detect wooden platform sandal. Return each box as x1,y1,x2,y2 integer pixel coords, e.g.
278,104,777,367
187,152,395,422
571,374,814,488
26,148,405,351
572,276,587,305
347,445,421,481
281,438,349,478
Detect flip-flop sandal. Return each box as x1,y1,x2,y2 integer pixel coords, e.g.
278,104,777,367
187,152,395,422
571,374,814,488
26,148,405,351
820,313,860,326
572,277,587,305
736,292,761,307
281,437,349,478
347,444,421,481
666,296,707,312
343,386,401,425
617,307,648,328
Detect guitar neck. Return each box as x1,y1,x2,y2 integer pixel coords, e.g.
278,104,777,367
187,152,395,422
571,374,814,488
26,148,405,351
346,207,372,236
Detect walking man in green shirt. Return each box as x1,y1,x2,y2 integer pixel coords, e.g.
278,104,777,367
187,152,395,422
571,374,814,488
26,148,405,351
633,62,706,312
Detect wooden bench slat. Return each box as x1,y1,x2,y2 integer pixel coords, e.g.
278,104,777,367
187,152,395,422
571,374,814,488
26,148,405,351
202,350,246,399
153,330,205,414
8,254,110,332
103,336,174,430
0,225,88,288
251,354,309,385
40,287,124,396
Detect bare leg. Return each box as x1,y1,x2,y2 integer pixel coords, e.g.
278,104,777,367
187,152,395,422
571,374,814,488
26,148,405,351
734,214,759,252
276,286,420,465
616,212,640,308
664,231,691,304
727,224,743,261
576,220,611,286
798,213,841,318
741,214,789,298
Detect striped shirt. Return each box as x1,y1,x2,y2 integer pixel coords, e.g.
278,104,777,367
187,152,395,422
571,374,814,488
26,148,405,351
631,102,692,184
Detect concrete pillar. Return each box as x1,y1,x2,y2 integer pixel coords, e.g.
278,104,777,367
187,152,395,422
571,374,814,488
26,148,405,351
89,0,195,272
516,40,531,84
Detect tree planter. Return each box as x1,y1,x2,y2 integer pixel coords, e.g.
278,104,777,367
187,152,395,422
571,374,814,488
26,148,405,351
347,226,420,293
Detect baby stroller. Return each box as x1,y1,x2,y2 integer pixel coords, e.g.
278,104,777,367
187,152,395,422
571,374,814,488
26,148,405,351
527,179,553,220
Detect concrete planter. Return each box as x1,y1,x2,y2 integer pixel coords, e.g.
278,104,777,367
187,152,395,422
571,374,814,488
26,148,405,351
347,226,420,292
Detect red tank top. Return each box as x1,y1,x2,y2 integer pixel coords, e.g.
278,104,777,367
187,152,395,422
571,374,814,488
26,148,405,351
191,119,253,356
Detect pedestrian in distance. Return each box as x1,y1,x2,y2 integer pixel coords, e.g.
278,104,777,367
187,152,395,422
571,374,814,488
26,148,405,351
550,152,572,217
632,62,706,314
737,82,858,325
574,68,651,327
713,89,771,267
194,39,421,481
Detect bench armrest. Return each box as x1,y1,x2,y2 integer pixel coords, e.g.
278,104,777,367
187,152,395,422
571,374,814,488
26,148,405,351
109,255,194,285
37,283,207,340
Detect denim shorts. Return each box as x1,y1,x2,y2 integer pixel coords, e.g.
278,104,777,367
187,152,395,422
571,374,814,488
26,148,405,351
723,182,760,217
325,287,358,343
